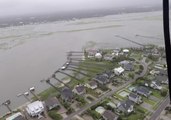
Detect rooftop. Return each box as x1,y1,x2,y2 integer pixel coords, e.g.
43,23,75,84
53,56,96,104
103,110,118,120
88,81,97,86
61,88,73,99
26,101,44,112
129,92,139,99
95,106,105,115
136,86,151,94
114,67,124,73
95,74,109,83
75,85,85,93
45,97,59,107
119,100,134,111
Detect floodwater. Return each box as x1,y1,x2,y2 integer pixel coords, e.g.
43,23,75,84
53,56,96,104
0,11,164,115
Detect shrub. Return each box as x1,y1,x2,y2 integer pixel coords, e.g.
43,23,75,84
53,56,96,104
161,89,168,97
66,107,75,114
87,109,101,119
48,110,63,120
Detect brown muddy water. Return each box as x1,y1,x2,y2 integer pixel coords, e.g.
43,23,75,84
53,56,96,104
0,11,164,115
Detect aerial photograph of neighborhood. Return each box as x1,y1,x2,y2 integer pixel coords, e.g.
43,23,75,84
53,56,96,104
0,0,170,120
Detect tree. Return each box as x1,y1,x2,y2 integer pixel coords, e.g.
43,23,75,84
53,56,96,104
128,73,135,79
66,107,74,114
161,89,168,97
48,110,63,120
62,101,70,109
139,65,144,71
87,109,101,119
75,95,87,105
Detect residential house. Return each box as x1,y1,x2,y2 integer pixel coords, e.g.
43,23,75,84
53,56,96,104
95,106,106,115
26,101,44,117
95,52,102,60
86,81,98,90
45,97,60,111
117,99,134,115
61,88,74,102
86,49,99,58
107,102,117,109
150,70,160,76
114,67,124,76
122,49,129,54
151,48,160,56
6,112,25,120
93,74,110,85
119,60,134,71
103,54,114,61
104,71,115,79
154,64,167,71
113,48,120,54
134,86,152,98
158,69,167,76
155,75,168,84
150,81,162,90
161,78,168,84
128,93,142,104
102,110,119,120
73,85,86,95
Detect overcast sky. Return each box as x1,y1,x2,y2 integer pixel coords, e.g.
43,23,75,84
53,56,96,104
0,0,161,17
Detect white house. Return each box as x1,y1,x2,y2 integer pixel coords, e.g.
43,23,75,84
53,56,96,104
114,67,124,76
123,49,129,54
26,101,44,117
95,53,102,59
95,106,106,115
150,81,162,90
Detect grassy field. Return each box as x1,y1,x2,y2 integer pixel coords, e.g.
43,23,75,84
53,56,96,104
143,97,156,106
37,87,59,100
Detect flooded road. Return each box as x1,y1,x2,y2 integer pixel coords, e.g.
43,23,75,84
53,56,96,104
0,11,164,115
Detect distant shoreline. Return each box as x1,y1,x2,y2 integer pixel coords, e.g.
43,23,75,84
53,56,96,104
0,5,162,28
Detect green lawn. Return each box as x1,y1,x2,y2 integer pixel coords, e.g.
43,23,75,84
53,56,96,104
143,97,156,106
136,105,149,114
86,88,99,97
151,90,163,98
121,112,145,120
38,87,59,100
113,93,125,101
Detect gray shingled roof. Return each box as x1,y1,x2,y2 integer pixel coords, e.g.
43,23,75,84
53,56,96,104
75,85,85,93
129,93,138,99
120,61,133,70
119,100,134,111
95,74,108,83
89,81,97,86
103,110,118,120
61,88,73,100
136,86,150,94
45,97,59,108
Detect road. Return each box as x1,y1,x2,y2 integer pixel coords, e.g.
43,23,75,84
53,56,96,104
149,96,170,120
64,58,148,120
